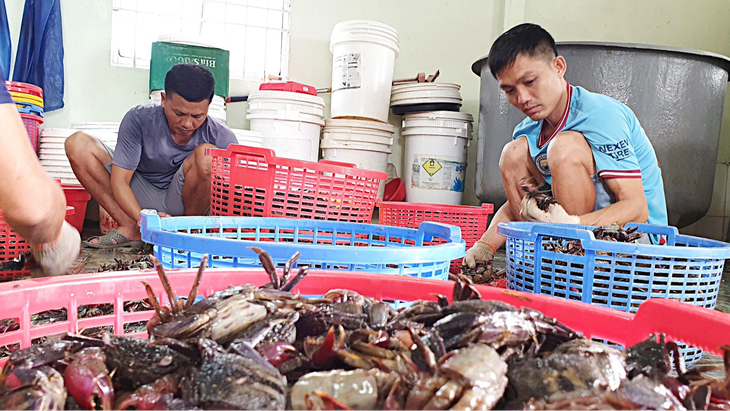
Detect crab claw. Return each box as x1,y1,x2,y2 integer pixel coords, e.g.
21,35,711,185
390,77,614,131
260,342,298,367
64,348,114,410
308,325,346,368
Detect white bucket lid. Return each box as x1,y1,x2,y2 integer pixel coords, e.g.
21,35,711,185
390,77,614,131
323,118,395,134
71,122,120,131
402,111,473,139
403,110,473,124
320,138,393,154
247,90,325,108
40,128,76,138
330,20,399,57
322,128,394,146
231,129,263,138
391,83,463,106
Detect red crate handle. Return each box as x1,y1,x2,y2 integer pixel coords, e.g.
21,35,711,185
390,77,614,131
318,159,358,168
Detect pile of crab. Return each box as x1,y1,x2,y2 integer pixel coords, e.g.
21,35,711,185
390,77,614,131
1,248,729,410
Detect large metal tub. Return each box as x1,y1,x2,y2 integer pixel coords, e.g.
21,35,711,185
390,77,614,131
472,42,730,227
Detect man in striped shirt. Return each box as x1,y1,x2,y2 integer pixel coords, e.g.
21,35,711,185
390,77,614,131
464,23,667,268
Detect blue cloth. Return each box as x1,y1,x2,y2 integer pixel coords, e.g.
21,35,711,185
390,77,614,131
114,104,237,190
12,0,64,111
0,0,10,80
0,76,12,104
512,85,668,227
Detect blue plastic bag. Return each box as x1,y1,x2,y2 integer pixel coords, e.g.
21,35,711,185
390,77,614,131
12,0,64,111
0,0,10,80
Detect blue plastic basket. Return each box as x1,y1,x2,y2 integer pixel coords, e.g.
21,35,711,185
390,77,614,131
497,221,730,365
139,210,465,280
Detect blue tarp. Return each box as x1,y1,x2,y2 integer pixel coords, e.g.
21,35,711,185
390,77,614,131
12,0,64,111
0,0,10,80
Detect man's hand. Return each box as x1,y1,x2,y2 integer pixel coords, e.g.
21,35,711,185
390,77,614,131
463,241,496,269
30,221,81,276
520,195,580,224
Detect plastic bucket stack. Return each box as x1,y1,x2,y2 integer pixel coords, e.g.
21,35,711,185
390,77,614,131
37,128,91,232
329,20,399,123
150,90,227,123
6,81,44,152
71,122,119,150
246,90,326,162
321,119,394,199
402,111,473,205
231,129,263,147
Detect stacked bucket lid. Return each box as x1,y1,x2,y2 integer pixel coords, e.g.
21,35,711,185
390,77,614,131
231,128,263,147
6,81,44,152
72,122,120,150
390,82,473,205
38,128,80,185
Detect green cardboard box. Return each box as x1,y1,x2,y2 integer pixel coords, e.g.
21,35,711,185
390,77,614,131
149,41,230,98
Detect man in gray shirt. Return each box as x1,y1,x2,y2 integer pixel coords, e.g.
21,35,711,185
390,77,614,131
66,64,237,248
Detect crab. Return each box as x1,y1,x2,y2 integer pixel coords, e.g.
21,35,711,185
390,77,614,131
519,177,557,211
592,223,644,243
143,248,309,345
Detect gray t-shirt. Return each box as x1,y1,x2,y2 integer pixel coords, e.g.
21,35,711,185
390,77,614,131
113,104,237,189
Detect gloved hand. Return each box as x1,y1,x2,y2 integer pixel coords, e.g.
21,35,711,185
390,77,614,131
30,221,81,276
463,241,496,269
520,195,581,224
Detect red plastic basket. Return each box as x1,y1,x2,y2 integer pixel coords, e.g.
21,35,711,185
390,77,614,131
1,269,728,365
20,113,43,153
378,201,495,272
62,186,91,233
0,207,74,282
208,145,387,223
5,81,43,99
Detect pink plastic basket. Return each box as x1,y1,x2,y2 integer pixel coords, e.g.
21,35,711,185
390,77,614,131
20,113,43,153
208,145,387,223
1,269,729,366
378,202,495,272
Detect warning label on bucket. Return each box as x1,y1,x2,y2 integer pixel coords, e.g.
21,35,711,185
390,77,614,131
411,156,466,192
332,53,361,91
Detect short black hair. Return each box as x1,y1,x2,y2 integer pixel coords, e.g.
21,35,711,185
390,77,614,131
164,64,215,102
487,23,558,79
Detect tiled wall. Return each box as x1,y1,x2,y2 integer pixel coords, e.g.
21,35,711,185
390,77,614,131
679,163,730,241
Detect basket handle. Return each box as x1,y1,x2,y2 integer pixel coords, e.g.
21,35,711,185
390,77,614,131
139,209,162,242
631,298,730,357
625,223,679,245
206,144,277,163
416,221,464,245
318,159,358,168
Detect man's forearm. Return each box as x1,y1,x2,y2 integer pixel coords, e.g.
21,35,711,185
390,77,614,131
111,183,143,223
579,198,649,226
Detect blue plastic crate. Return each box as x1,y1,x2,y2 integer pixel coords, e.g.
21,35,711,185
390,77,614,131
497,221,730,365
140,210,465,280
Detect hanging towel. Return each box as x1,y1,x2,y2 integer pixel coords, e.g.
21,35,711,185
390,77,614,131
0,0,10,80
13,0,64,111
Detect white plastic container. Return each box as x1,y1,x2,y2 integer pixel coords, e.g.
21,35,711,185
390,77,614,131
320,118,395,199
402,111,473,205
390,83,463,106
231,129,264,147
247,90,326,162
329,20,399,123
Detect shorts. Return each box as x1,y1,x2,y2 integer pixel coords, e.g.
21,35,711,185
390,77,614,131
101,142,187,216
543,174,616,212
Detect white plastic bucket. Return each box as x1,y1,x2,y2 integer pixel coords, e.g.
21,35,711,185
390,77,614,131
390,83,463,106
247,91,326,162
402,111,473,205
329,20,399,123
320,118,394,199
231,129,264,147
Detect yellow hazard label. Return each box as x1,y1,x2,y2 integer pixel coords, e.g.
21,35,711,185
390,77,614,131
421,158,442,177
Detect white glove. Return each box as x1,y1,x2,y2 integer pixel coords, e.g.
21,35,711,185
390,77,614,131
520,195,581,224
30,221,81,276
463,241,496,269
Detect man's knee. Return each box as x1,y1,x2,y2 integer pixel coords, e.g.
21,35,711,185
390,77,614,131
185,144,215,178
546,131,592,167
499,137,529,173
65,131,105,162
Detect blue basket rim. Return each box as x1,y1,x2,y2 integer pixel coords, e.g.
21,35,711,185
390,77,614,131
497,221,730,259
140,210,466,263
